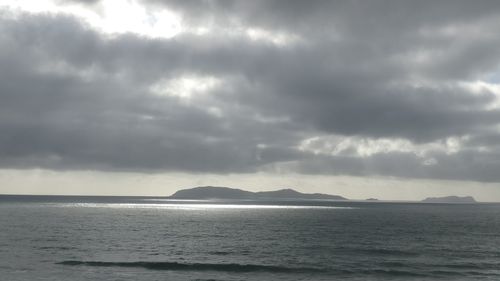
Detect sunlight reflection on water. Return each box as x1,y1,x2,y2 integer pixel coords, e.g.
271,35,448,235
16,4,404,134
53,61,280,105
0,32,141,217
53,203,355,210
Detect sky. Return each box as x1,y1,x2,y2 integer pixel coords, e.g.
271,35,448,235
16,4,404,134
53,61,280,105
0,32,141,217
2,0,500,201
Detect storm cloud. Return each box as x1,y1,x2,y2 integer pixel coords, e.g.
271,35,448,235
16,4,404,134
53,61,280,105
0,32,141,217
2,1,500,182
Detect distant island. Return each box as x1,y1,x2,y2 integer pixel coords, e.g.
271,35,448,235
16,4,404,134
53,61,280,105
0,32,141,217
168,186,347,200
365,198,379,201
421,196,476,203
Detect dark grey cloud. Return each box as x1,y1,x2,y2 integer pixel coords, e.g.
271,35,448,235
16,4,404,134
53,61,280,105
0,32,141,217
0,12,305,173
2,1,500,182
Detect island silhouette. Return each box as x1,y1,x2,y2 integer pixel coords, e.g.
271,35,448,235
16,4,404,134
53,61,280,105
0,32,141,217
167,186,479,203
168,186,347,200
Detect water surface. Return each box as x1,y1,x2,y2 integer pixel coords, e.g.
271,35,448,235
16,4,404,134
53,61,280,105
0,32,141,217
1,195,499,280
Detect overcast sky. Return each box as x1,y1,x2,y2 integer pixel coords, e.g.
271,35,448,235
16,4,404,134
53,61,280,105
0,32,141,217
2,0,500,200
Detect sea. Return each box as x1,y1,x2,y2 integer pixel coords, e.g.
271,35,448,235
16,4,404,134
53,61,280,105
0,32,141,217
1,195,500,281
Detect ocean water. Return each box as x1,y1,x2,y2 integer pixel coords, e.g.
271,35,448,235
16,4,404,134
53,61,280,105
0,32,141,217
1,196,500,280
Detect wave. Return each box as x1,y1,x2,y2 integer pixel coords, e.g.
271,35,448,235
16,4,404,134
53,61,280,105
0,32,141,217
58,260,500,277
208,251,231,256
57,260,323,273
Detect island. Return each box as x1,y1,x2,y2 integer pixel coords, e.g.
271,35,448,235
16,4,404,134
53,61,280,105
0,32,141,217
421,196,476,203
168,186,347,200
365,198,379,201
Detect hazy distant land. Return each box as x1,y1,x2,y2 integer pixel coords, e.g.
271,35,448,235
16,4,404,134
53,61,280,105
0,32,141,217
421,196,477,203
168,186,347,200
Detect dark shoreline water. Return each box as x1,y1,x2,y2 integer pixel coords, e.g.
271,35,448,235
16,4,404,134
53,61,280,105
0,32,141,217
2,196,500,280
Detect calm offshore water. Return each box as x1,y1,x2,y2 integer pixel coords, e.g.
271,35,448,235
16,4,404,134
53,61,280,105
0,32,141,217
1,196,500,280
